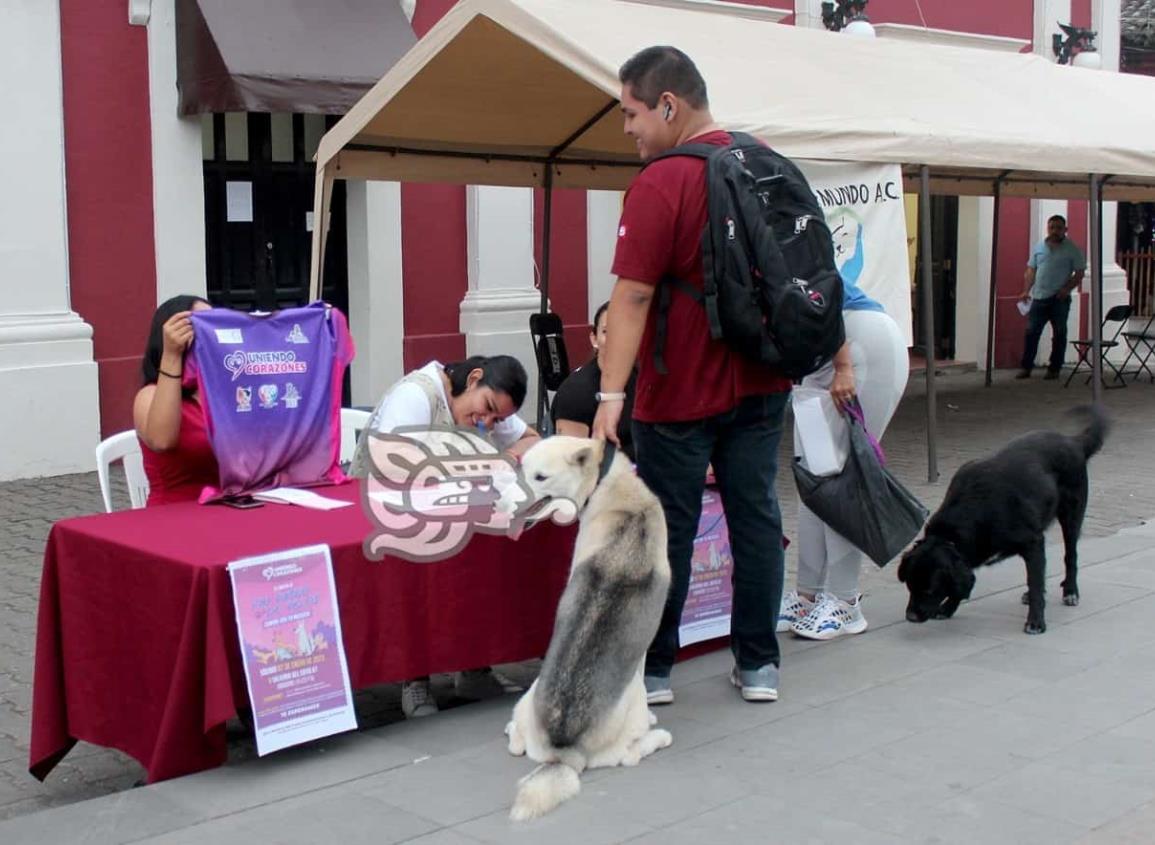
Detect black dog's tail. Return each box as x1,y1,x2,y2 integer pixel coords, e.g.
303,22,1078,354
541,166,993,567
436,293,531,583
1072,403,1110,459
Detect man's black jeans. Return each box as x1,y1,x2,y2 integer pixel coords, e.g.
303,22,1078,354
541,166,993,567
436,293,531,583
633,392,789,677
1021,295,1072,373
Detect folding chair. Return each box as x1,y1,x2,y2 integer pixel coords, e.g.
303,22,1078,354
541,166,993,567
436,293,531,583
1064,304,1133,389
1120,312,1155,383
529,312,571,434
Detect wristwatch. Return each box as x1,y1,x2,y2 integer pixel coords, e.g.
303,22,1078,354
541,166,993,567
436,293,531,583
595,391,627,402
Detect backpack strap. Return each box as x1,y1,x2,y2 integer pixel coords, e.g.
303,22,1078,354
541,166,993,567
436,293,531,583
653,275,704,375
726,131,762,150
642,142,721,168
642,143,729,374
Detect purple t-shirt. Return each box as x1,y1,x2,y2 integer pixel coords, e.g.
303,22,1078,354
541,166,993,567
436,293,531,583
184,302,355,500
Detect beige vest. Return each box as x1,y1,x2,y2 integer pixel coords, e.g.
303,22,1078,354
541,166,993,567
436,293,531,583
348,370,454,478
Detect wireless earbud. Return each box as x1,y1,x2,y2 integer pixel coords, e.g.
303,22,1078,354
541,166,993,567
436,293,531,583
663,102,673,121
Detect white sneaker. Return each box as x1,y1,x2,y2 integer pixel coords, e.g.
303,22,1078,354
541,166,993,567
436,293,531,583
401,678,438,718
777,590,815,633
790,593,868,641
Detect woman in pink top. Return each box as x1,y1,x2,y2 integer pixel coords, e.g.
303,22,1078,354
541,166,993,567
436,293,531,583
133,295,219,506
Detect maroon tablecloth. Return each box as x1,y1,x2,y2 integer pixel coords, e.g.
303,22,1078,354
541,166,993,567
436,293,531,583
30,483,575,783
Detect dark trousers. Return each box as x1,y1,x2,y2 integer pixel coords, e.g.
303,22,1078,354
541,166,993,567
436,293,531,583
632,393,788,676
1021,295,1071,372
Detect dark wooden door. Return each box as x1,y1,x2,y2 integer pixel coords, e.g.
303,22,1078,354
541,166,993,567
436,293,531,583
202,113,348,315
913,195,959,360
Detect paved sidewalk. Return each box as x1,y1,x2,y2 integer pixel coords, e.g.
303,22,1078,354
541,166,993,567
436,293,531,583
2,368,1154,840
4,524,1155,844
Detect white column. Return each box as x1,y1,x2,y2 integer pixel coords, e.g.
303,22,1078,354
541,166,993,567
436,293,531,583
954,197,994,366
140,0,207,304
793,0,825,29
346,181,405,407
586,190,622,320
1092,0,1129,348
460,186,542,422
0,2,100,479
1027,1,1072,366
1031,0,1072,249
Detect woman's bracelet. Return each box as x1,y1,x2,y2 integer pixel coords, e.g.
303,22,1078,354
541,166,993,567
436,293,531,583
159,368,182,379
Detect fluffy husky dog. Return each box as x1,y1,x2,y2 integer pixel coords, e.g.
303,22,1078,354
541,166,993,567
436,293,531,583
504,436,673,821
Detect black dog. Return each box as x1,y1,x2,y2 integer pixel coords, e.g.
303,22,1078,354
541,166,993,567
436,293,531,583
898,405,1108,634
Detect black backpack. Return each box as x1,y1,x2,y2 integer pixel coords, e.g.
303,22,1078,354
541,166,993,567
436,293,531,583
646,131,845,380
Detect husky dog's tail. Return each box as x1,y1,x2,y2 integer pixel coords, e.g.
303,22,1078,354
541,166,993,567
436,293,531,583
1073,403,1110,459
510,750,584,821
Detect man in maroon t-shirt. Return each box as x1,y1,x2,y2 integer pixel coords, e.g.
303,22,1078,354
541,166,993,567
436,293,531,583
592,46,791,705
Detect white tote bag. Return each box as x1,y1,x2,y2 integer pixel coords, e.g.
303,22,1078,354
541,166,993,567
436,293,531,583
791,386,850,477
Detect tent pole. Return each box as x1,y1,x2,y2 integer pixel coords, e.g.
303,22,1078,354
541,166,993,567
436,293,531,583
533,100,617,429
1089,174,1103,403
984,179,1003,386
919,166,939,483
536,164,555,428
308,166,334,302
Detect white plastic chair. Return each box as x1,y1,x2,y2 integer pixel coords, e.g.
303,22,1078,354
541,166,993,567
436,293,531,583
340,408,372,465
95,431,150,512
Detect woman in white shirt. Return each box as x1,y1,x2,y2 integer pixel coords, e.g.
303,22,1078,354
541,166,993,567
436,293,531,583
352,356,539,473
350,355,540,718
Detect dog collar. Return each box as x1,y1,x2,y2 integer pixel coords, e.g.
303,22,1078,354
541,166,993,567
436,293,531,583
577,441,618,519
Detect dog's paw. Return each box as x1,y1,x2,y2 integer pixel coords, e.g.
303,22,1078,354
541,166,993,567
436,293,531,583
506,721,527,756
651,728,673,750
1023,620,1047,635
1062,593,1080,607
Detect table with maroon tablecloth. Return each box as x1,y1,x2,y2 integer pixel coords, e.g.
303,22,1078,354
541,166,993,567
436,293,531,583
30,482,575,783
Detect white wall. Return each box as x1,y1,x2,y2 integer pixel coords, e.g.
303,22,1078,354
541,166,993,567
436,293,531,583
142,0,207,305
586,190,622,320
954,197,994,367
0,1,100,479
1092,0,1130,351
346,181,406,407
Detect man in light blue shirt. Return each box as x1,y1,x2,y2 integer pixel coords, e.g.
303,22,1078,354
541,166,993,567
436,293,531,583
1016,214,1086,379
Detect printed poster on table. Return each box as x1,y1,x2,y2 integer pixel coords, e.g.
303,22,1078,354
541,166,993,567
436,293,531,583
679,489,734,646
227,543,356,756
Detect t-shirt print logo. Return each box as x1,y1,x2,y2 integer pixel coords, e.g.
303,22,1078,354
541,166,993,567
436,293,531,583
360,427,571,563
224,351,247,381
258,384,279,409
285,324,309,344
222,350,308,382
619,224,628,238
236,386,252,413
282,383,301,409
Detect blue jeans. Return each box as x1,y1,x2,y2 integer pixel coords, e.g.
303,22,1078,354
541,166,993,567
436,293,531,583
1021,295,1071,372
632,393,789,676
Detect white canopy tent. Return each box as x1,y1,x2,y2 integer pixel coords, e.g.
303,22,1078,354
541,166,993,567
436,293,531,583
308,0,1155,480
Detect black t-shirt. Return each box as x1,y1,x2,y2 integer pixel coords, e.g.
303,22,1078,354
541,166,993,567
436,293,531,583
551,358,637,461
